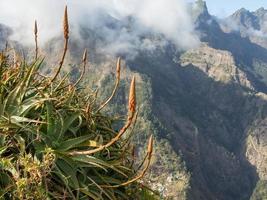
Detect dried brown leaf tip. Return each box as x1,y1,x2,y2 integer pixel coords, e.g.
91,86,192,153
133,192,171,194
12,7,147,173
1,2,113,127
63,6,69,40
128,76,136,114
116,57,121,79
82,49,87,63
34,20,38,35
34,20,38,60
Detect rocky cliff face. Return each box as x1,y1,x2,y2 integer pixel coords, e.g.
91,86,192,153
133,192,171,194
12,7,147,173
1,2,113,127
180,43,254,89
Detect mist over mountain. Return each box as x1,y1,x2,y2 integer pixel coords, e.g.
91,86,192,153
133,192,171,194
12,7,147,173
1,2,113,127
1,0,267,199
0,0,199,54
0,24,11,49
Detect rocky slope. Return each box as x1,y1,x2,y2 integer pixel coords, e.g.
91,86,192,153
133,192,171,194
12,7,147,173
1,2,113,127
1,1,267,199
180,43,254,89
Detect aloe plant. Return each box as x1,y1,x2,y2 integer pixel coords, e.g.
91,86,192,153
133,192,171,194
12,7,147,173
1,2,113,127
0,6,158,199
0,46,157,199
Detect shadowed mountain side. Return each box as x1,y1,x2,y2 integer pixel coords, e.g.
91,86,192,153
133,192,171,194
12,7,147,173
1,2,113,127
127,49,267,199
193,2,267,93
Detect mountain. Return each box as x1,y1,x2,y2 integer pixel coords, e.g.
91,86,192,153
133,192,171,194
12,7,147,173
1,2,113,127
1,1,267,200
227,7,267,33
125,2,267,199
230,8,260,30
221,7,267,48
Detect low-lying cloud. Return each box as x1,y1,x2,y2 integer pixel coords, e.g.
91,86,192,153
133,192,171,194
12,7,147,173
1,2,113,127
0,0,200,56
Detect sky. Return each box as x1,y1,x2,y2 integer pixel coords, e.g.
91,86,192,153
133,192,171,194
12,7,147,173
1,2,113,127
188,0,267,17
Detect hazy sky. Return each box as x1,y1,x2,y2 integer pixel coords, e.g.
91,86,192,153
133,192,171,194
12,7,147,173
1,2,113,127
188,0,267,17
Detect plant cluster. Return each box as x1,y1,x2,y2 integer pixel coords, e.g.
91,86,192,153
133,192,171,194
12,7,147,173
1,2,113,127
0,6,154,200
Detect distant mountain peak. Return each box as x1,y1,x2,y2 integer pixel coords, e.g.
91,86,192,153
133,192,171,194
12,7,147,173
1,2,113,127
233,7,267,17
191,0,211,23
255,7,267,13
232,8,251,18
194,0,209,15
195,0,208,9
254,7,267,19
237,7,249,12
230,7,260,30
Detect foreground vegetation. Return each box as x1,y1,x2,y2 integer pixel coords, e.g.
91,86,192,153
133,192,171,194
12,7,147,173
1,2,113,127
0,6,155,200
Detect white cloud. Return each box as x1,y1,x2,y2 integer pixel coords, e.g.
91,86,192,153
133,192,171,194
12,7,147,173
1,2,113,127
0,0,200,54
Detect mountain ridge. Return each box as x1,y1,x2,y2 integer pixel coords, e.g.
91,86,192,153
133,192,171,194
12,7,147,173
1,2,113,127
0,1,267,199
